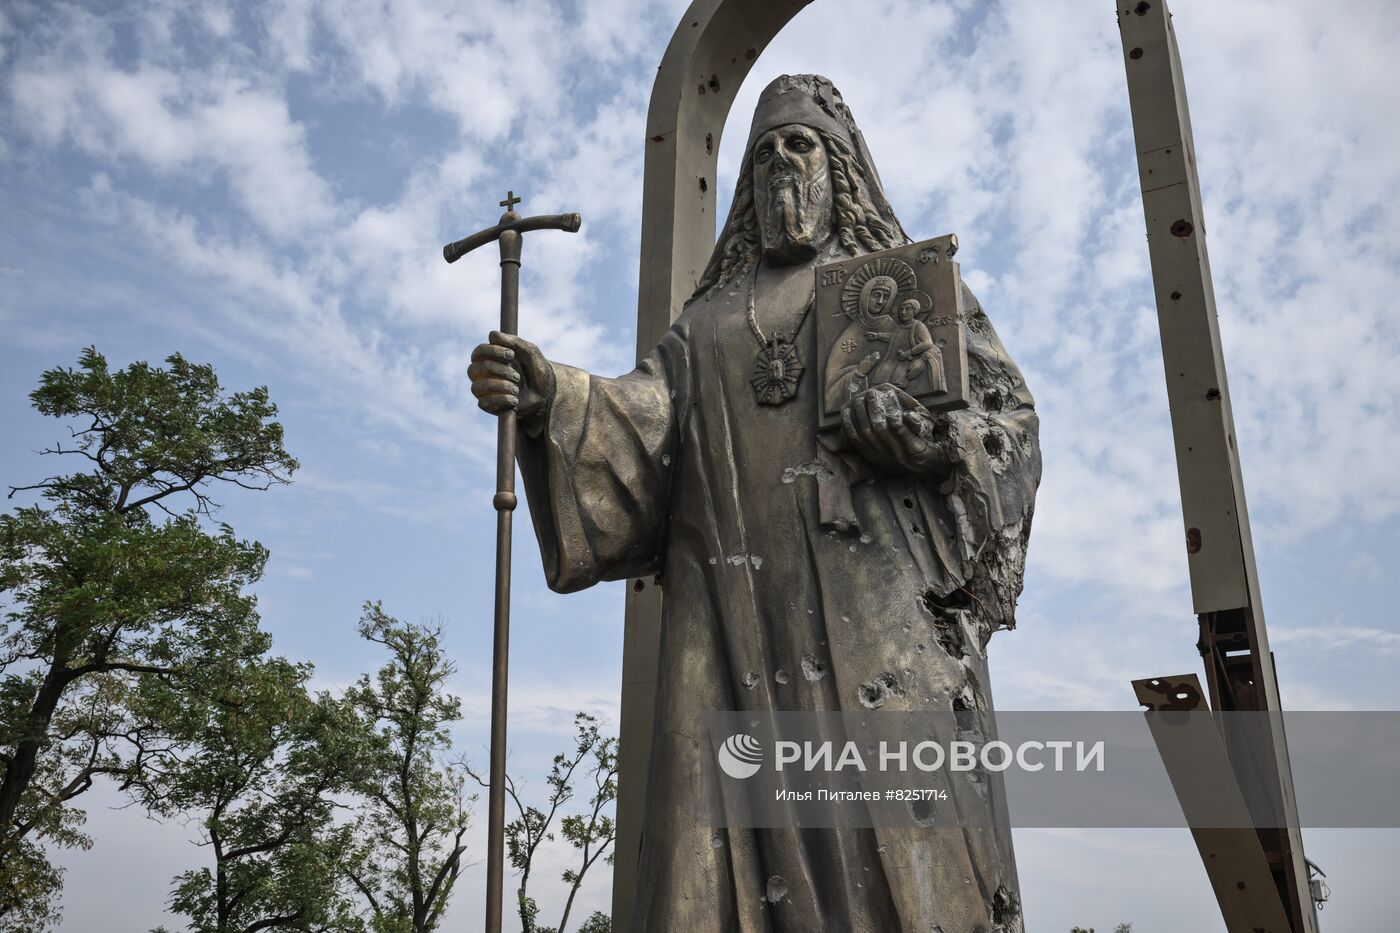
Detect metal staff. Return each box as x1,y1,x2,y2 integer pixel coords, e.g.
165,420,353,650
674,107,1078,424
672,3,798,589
443,191,581,933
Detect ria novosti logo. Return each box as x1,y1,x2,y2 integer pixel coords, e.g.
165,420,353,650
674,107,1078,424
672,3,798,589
717,733,764,779
717,733,1107,779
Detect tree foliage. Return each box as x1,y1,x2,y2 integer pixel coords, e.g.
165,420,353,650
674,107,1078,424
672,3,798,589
554,716,617,933
0,349,619,933
0,348,296,928
134,655,368,933
573,912,610,933
344,603,473,933
468,713,617,933
0,835,64,930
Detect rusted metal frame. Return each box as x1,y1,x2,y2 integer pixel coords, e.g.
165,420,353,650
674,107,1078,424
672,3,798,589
1132,675,1294,932
617,2,814,927
1116,2,1316,930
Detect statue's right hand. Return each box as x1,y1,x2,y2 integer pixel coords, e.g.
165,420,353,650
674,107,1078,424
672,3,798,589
468,331,556,421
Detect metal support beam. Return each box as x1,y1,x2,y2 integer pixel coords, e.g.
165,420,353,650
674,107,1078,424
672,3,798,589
615,2,813,927
1133,676,1294,933
1115,2,1317,930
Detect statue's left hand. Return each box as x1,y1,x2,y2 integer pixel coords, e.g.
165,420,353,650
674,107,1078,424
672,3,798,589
841,384,953,476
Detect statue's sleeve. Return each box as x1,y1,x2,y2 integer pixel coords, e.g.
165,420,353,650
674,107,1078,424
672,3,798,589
940,284,1042,631
515,328,685,594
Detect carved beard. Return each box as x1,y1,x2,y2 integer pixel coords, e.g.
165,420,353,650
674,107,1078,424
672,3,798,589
758,170,832,264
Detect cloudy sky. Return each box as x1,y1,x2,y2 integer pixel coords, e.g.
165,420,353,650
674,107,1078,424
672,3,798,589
2,0,1398,929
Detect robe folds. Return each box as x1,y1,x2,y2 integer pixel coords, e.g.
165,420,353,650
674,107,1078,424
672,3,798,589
517,271,1041,933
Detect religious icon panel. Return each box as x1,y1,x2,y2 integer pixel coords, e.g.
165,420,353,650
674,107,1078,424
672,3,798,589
815,234,970,429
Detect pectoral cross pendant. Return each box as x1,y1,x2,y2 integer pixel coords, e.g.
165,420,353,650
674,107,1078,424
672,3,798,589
750,334,805,405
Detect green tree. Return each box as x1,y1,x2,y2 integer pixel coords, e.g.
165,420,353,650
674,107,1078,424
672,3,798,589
468,713,617,933
0,348,296,927
344,603,473,933
134,655,368,933
554,716,617,933
0,836,62,931
573,912,610,933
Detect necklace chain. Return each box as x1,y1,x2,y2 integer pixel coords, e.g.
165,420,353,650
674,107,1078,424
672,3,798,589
743,247,840,406
745,265,816,347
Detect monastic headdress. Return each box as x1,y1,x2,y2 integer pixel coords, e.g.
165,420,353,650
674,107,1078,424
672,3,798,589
744,74,857,152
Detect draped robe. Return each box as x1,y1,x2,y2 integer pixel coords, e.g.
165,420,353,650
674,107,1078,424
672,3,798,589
517,256,1040,933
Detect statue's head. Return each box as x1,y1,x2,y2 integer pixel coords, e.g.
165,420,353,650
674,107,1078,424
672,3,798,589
898,298,920,322
694,74,908,298
751,122,832,265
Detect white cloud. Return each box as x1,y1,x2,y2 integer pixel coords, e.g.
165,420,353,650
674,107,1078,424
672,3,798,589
264,0,315,72
76,178,489,465
1169,1,1400,539
199,1,234,39
273,561,315,580
4,0,658,479
1273,621,1400,656
9,10,339,236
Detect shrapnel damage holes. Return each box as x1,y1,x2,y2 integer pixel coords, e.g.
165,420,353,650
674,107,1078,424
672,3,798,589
992,885,1020,927
922,586,971,616
858,672,900,709
910,797,935,826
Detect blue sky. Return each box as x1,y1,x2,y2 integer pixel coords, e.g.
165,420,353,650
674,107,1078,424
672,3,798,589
2,0,1398,929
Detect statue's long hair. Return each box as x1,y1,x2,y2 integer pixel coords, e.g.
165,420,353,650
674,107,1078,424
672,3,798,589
692,131,907,299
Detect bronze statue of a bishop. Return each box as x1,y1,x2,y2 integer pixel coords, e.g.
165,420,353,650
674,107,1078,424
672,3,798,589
471,74,1041,933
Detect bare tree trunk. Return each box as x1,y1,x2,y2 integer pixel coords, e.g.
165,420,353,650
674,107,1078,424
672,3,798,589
0,655,72,842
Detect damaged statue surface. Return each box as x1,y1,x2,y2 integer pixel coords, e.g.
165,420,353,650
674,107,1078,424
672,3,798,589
469,75,1041,933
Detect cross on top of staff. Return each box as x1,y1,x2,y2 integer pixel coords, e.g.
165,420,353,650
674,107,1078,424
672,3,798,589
500,191,521,210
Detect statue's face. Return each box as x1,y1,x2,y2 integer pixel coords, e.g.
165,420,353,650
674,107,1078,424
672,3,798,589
752,123,833,265
899,300,918,321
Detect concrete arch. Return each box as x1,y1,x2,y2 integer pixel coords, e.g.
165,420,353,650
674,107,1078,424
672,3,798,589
614,1,813,925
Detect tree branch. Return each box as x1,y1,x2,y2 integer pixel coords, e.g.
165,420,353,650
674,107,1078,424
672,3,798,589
242,910,303,933
65,660,173,679
345,867,383,920
119,476,205,514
